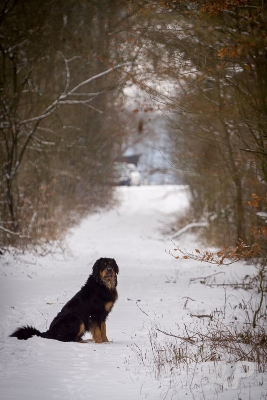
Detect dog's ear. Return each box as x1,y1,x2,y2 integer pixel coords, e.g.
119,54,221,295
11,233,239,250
92,258,102,279
113,259,119,274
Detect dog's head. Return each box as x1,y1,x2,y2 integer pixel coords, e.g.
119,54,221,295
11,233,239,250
92,258,119,289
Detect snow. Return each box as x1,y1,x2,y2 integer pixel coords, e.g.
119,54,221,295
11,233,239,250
257,211,267,221
0,185,266,400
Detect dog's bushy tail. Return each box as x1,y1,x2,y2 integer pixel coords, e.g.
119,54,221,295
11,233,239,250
10,325,44,340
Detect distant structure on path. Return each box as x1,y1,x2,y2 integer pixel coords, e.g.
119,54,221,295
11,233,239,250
117,154,141,167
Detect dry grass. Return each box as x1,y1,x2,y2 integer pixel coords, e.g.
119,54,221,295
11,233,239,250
132,268,267,394
133,319,267,380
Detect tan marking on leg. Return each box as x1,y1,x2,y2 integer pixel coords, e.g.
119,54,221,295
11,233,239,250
101,321,109,342
78,322,85,336
105,301,114,313
90,324,102,343
77,322,85,341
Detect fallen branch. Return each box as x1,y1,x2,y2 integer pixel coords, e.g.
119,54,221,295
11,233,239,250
190,314,213,320
171,221,208,240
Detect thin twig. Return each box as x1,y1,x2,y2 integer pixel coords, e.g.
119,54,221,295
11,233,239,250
136,301,149,316
156,328,195,343
190,271,225,282
182,296,196,302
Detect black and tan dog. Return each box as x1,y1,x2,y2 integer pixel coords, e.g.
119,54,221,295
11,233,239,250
10,258,119,343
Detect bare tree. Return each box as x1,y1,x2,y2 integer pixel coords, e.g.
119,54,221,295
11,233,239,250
0,0,137,247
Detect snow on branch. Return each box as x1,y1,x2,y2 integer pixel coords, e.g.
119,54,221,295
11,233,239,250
19,61,129,126
171,222,208,240
67,62,128,96
0,226,30,239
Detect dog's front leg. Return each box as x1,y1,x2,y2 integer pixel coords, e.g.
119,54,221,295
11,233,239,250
90,323,103,343
101,321,109,342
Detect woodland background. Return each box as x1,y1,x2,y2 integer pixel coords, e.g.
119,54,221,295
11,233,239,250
0,0,266,251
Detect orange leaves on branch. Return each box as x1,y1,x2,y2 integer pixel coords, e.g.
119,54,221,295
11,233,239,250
249,199,259,208
200,0,252,15
248,193,262,208
171,238,262,266
218,46,242,59
228,240,262,259
171,246,235,265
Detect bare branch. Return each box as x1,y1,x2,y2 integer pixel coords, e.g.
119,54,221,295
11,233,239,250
0,225,30,239
67,61,128,95
81,103,103,114
171,221,208,240
156,328,195,344
19,61,128,126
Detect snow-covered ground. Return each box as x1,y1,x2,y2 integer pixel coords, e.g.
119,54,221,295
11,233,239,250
0,185,266,400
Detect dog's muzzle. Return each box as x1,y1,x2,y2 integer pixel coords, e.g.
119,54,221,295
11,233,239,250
105,267,114,277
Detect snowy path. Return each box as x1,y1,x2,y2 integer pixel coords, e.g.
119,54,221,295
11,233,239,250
0,186,266,400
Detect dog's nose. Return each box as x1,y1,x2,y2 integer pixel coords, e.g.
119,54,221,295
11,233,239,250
106,267,113,275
